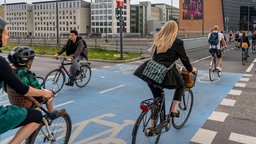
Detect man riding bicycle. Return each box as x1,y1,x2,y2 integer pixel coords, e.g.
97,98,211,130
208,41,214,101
208,25,227,72
54,30,88,86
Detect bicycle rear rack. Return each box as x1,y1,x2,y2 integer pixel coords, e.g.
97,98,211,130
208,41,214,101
140,97,162,111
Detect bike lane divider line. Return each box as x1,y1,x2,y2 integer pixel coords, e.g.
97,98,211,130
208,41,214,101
229,132,256,144
235,83,246,87
99,84,125,94
208,111,229,122
246,62,254,72
191,128,217,144
240,77,250,82
0,93,7,98
228,89,242,95
220,98,236,107
0,100,9,105
53,100,74,108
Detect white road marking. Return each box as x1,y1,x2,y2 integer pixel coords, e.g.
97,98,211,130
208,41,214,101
243,74,252,77
246,63,254,72
240,77,250,82
54,100,74,108
103,66,111,69
191,128,217,144
235,83,246,88
229,89,242,95
220,98,236,106
0,93,7,98
208,111,229,122
229,132,256,144
99,84,125,94
0,100,9,105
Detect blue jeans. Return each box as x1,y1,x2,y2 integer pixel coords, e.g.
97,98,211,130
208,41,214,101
70,55,85,81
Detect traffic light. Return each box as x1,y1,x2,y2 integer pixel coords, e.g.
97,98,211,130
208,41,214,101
115,7,120,20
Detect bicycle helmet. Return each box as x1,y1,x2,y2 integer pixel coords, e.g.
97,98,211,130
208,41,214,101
8,46,35,67
0,17,7,47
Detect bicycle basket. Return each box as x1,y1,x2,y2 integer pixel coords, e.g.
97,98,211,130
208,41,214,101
5,85,33,108
180,69,197,88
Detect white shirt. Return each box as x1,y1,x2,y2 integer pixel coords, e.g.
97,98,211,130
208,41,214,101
208,31,224,49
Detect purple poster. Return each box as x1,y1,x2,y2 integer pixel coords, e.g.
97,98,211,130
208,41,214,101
183,0,203,20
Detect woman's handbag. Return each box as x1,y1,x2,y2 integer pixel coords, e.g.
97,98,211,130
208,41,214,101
142,60,175,84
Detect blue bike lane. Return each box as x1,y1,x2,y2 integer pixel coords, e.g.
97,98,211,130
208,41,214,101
0,63,243,143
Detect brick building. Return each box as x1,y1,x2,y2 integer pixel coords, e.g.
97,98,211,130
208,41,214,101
179,0,224,35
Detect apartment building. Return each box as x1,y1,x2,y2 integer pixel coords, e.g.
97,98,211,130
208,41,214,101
5,3,33,37
0,6,4,18
133,1,179,36
32,0,90,37
130,4,139,33
91,0,130,37
152,3,179,22
5,0,90,38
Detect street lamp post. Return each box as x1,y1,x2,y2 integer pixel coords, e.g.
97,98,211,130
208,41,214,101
248,2,250,32
56,0,59,45
101,3,108,38
4,0,7,20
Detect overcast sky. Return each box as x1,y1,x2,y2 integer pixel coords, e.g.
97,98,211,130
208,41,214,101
0,0,179,8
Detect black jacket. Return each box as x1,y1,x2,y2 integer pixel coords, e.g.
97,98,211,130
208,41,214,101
134,38,193,89
240,36,250,48
57,37,88,60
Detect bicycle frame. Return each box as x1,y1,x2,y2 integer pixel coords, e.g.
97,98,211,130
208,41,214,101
210,52,217,70
57,59,72,78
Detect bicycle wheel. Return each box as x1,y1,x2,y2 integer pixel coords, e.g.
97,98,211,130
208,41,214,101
209,61,215,81
132,110,160,144
43,69,65,93
75,64,91,88
172,89,194,129
242,51,246,65
28,113,72,144
36,76,44,87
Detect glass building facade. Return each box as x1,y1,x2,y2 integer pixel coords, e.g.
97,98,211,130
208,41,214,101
223,0,256,32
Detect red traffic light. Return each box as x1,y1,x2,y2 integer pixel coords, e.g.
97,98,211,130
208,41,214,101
116,0,124,7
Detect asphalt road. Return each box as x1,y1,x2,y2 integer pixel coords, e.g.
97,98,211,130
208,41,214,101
0,42,255,143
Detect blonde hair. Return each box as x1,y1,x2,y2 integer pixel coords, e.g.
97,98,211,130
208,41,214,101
213,25,219,31
151,20,178,54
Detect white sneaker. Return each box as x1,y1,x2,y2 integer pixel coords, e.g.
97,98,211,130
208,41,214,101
216,66,222,72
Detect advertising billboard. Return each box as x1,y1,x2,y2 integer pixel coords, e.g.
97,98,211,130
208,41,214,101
182,0,203,20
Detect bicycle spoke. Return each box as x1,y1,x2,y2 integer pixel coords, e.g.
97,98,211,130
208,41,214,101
75,64,91,88
28,113,72,144
172,89,194,129
43,69,65,93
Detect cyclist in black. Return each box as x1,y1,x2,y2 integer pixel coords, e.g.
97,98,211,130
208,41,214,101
0,17,53,143
134,20,196,132
54,30,88,86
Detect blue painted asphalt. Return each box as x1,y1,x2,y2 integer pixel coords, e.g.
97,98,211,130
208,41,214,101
0,64,243,143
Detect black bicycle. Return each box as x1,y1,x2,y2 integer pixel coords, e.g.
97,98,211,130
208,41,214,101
132,71,197,144
43,57,91,93
26,97,72,144
5,84,72,144
209,51,221,81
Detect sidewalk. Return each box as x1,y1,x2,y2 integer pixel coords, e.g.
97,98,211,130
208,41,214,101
190,60,256,144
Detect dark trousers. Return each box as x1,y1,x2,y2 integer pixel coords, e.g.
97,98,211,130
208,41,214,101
148,84,184,101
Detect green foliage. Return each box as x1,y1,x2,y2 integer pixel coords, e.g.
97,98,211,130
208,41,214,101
2,43,141,61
